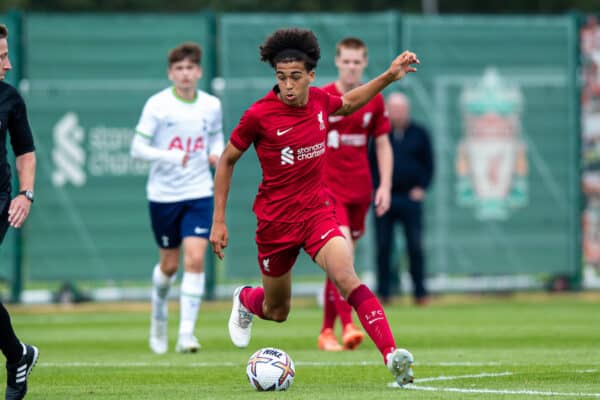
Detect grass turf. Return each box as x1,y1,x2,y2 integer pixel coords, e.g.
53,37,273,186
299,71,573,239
2,293,599,399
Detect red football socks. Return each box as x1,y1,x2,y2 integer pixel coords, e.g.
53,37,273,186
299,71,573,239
347,284,396,361
333,285,354,327
240,286,266,319
321,279,338,331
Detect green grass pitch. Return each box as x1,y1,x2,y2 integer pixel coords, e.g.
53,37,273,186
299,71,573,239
2,293,599,399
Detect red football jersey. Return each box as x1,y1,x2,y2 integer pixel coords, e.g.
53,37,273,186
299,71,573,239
321,82,390,204
230,86,343,222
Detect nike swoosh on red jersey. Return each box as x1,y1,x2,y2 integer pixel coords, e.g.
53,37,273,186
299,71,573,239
277,127,293,136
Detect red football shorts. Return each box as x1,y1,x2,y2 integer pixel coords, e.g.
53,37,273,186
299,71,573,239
255,212,344,277
333,199,370,240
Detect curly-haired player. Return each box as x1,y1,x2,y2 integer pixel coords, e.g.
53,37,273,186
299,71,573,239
210,28,419,386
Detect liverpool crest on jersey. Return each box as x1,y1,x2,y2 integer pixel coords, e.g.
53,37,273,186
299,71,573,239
317,111,325,130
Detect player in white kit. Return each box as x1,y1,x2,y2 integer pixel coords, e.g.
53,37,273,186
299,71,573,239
131,42,224,354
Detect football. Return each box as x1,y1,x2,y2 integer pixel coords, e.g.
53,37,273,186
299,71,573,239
246,347,295,391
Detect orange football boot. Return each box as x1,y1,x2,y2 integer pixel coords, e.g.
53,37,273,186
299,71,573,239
317,328,343,351
342,323,364,350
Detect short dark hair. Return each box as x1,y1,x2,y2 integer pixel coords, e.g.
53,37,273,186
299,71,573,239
336,37,367,57
168,42,202,66
0,24,8,40
259,28,320,71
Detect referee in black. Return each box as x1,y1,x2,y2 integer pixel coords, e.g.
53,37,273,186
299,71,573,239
0,23,39,400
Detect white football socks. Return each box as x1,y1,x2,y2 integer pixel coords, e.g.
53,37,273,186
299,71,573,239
152,264,175,321
179,272,205,337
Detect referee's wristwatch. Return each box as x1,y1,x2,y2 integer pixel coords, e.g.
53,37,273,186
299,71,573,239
18,190,34,203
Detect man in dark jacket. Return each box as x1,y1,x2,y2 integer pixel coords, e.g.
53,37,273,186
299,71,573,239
0,23,39,400
371,92,434,305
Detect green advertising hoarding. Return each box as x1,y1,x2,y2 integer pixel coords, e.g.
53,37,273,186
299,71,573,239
22,13,215,282
401,15,579,276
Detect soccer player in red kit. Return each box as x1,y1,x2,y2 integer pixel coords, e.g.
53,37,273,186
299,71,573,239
210,28,419,386
317,37,393,352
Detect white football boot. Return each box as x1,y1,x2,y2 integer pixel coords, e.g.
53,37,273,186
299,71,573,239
228,286,254,348
149,318,168,354
175,335,201,353
386,348,414,386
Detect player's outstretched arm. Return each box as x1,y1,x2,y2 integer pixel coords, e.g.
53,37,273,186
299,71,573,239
335,51,419,116
210,142,244,259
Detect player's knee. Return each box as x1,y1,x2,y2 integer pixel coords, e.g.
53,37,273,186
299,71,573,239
161,264,178,276
329,269,360,298
270,310,289,323
264,303,290,322
185,252,205,270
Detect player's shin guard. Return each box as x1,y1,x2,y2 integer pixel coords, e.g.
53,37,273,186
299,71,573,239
348,284,396,361
152,264,175,321
179,272,204,337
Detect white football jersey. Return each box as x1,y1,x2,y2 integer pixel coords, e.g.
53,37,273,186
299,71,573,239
135,87,224,202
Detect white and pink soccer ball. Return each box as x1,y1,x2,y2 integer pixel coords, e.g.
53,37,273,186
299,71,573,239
246,347,295,391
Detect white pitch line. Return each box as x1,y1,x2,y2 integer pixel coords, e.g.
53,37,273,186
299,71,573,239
37,361,380,368
38,362,236,368
434,361,502,366
36,360,503,368
415,371,513,383
407,385,600,398
298,361,500,367
387,372,513,388
390,371,600,398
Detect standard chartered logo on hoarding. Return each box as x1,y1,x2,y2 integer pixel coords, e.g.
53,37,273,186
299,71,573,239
53,112,86,187
52,112,149,187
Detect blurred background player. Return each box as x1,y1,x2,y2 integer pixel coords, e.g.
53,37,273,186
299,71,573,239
0,23,39,400
210,27,418,386
371,92,434,305
130,42,224,354
318,37,393,351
